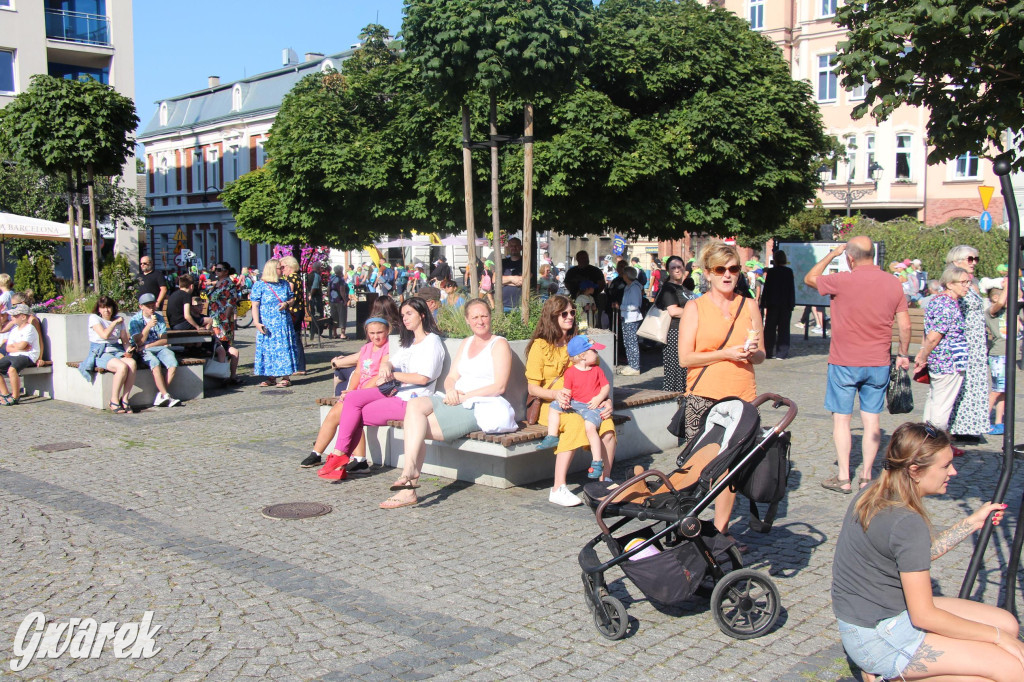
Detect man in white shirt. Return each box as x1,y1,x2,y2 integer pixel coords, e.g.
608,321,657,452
0,304,40,405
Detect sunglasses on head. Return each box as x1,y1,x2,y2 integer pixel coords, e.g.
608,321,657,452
923,421,939,438
560,309,576,319
711,265,742,275
965,256,980,263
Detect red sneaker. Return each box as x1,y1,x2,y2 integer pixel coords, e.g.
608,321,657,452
317,453,349,477
319,467,348,481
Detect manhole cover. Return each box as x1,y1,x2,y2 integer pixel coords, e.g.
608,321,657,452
32,442,91,453
261,502,333,520
261,389,294,396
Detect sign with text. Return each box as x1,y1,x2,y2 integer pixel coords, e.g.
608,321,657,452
776,241,880,308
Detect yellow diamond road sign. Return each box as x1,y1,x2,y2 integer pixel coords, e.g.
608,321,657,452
173,227,186,242
978,185,995,210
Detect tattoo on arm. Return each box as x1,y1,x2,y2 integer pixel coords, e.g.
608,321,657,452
931,518,974,559
905,642,944,674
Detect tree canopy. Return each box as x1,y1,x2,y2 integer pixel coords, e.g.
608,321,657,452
834,0,1024,169
225,1,833,246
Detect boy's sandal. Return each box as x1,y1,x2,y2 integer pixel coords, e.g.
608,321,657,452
821,475,852,494
120,399,134,413
6,397,19,406
390,475,420,491
0,394,11,406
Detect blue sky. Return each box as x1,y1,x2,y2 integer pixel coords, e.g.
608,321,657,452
133,0,405,132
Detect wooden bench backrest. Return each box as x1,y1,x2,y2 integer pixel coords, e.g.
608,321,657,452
891,306,925,354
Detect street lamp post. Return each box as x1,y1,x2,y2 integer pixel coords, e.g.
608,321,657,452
817,161,884,217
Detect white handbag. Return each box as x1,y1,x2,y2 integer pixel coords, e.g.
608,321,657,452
637,306,671,344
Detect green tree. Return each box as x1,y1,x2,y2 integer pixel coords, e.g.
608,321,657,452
32,255,57,302
833,0,1024,169
0,75,138,290
13,255,33,293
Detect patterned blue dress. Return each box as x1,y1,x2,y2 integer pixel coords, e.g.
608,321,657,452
251,280,300,377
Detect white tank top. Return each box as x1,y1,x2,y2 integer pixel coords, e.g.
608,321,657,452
454,336,501,393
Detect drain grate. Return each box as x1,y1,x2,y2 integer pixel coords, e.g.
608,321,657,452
32,442,91,453
261,389,294,396
261,502,333,520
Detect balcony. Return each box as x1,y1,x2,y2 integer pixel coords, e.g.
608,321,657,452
45,9,110,47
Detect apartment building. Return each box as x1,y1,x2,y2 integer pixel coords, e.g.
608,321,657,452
722,0,1005,225
137,49,352,272
0,0,137,267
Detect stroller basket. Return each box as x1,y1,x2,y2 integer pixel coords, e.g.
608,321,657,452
618,528,735,606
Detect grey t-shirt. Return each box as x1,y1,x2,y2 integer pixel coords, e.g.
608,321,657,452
831,491,931,628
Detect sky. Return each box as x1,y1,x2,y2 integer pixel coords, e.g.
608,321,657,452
133,0,406,135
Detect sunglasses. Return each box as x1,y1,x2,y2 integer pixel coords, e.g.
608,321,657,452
560,309,577,319
965,256,980,263
923,421,939,438
711,265,742,275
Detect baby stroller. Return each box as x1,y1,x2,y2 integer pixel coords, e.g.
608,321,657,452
578,393,797,640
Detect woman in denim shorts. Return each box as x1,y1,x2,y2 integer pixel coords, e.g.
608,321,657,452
832,422,1024,681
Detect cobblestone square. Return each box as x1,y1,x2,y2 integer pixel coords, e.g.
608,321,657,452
2,326,1021,680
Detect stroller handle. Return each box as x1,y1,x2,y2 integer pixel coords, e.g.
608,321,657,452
752,393,798,432
595,470,674,536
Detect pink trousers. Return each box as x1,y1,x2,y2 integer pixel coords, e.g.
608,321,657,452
333,387,407,454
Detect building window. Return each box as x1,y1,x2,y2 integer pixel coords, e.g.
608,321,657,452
0,1,11,9
0,50,13,94
206,148,220,190
191,149,204,192
255,139,266,169
895,134,913,179
320,59,335,72
847,79,867,101
231,84,242,111
954,152,980,179
48,62,108,84
226,145,240,184
821,0,837,17
158,157,168,194
749,0,764,29
44,0,110,46
817,54,837,102
865,134,875,178
844,135,857,181
159,102,168,126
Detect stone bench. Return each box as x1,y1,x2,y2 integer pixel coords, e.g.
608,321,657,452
315,382,680,489
64,357,206,409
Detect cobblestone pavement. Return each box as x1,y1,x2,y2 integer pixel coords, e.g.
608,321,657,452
2,322,1023,680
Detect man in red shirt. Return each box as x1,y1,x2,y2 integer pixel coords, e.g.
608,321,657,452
805,236,911,494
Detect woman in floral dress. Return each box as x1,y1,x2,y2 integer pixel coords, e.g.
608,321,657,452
206,261,242,384
251,259,300,387
946,245,990,443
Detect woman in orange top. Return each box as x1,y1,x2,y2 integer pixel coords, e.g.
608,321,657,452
678,241,765,536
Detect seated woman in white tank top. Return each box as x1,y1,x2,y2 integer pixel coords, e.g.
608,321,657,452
381,297,516,509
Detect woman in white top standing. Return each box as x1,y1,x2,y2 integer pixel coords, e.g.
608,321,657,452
88,296,138,413
383,298,516,509
0,304,41,406
318,297,448,480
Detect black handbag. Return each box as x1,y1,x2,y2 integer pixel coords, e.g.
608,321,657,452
886,360,914,414
378,379,401,397
667,298,746,438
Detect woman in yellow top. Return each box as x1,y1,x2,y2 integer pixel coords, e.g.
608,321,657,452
678,241,765,536
526,295,617,507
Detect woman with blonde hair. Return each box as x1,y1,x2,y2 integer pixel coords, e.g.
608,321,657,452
251,259,300,386
279,255,307,374
678,241,764,538
833,422,1022,681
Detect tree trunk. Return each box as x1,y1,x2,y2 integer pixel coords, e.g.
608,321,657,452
75,169,86,290
87,164,100,293
521,102,535,324
66,171,79,288
489,93,504,313
461,105,479,299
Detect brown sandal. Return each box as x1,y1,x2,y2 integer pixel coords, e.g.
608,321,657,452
380,493,418,509
859,477,872,489
821,475,852,494
389,474,420,491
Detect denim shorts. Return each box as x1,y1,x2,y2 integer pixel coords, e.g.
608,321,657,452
825,364,890,415
838,611,926,679
989,356,1006,392
140,346,178,370
95,346,126,370
550,399,602,427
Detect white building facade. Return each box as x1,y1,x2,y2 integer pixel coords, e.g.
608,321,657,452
138,50,351,273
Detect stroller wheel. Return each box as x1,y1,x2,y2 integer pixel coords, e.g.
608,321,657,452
593,595,629,640
711,568,781,639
